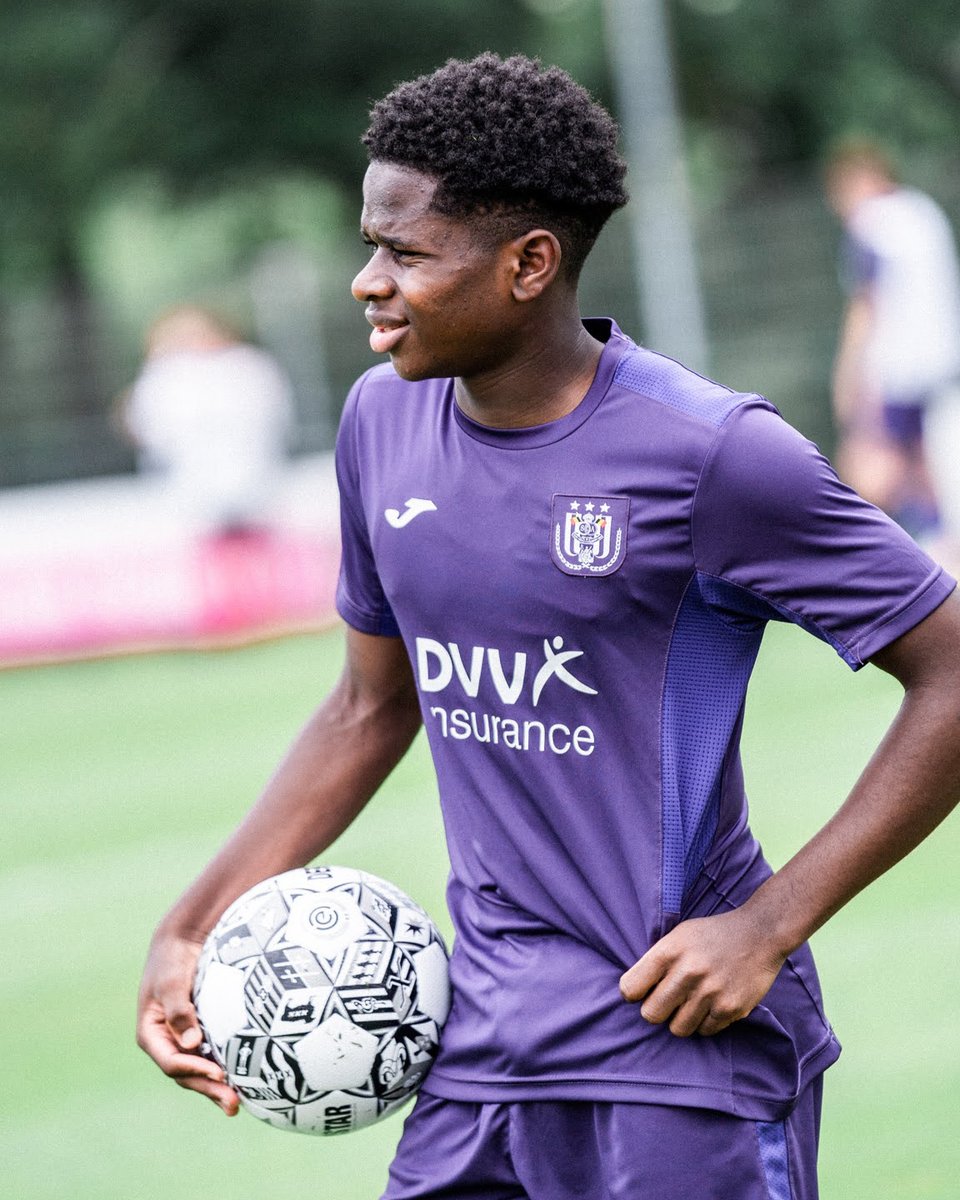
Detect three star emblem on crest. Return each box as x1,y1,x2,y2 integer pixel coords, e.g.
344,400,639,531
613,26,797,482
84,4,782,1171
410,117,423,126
550,494,630,577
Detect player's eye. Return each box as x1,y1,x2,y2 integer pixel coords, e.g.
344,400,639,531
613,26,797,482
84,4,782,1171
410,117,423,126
360,237,418,262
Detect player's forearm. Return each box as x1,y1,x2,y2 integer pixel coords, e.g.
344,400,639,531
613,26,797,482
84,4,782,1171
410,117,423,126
156,679,422,943
744,648,960,957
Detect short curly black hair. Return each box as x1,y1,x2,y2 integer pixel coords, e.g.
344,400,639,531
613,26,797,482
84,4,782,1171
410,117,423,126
363,53,629,279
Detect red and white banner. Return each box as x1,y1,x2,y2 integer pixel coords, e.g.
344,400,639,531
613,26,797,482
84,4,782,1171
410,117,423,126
0,459,342,665
0,532,339,664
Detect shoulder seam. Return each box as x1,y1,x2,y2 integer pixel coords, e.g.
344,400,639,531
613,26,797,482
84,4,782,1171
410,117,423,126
614,347,763,429
689,397,783,571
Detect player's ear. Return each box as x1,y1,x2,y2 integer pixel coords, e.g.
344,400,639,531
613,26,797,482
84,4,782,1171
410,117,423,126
508,229,563,302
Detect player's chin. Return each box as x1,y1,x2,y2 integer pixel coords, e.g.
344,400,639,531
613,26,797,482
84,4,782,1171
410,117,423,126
386,340,465,383
388,352,448,383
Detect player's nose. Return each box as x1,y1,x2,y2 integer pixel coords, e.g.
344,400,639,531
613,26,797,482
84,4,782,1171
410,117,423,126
351,253,395,303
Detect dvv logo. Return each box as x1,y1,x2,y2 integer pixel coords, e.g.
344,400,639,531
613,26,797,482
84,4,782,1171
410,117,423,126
415,636,597,707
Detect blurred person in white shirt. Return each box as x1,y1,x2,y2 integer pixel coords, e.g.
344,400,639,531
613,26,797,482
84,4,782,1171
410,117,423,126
826,140,960,548
124,306,294,537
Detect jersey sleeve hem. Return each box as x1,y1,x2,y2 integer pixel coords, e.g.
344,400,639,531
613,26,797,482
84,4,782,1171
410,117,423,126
849,567,956,667
694,571,857,663
335,585,401,638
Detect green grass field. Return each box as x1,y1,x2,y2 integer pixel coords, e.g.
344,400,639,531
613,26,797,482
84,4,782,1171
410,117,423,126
3,621,959,1199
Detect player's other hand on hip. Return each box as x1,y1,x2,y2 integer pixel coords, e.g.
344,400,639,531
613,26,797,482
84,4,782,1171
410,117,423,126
136,928,241,1115
618,908,786,1038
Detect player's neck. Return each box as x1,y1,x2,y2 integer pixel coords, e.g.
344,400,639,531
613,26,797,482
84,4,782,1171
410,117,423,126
453,315,604,430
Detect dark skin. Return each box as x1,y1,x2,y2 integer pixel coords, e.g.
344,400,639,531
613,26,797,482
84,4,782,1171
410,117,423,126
136,161,960,1113
353,161,603,427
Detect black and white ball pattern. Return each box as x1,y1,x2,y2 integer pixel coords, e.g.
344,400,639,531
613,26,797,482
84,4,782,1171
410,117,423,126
193,866,450,1135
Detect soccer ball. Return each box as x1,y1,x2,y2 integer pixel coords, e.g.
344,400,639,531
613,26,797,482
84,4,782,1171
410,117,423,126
193,865,450,1135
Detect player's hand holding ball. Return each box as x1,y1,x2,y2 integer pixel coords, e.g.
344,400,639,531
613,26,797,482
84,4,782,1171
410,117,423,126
137,926,241,1115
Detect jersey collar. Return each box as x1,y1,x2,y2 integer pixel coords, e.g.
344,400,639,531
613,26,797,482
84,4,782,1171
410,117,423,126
452,318,634,449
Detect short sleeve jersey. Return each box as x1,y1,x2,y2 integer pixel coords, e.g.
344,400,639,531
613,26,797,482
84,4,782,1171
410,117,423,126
335,319,954,1121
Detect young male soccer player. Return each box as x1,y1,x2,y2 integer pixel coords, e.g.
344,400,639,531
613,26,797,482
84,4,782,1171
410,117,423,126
138,54,960,1198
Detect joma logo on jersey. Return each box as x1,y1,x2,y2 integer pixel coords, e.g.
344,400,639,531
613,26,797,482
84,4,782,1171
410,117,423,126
415,636,597,707
551,493,629,576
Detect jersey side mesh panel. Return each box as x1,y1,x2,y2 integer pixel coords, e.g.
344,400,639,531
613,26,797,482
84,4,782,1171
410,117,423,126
660,577,765,913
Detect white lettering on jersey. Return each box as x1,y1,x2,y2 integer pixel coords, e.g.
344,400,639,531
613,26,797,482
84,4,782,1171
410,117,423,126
415,636,594,707
415,636,598,757
428,706,595,757
486,648,526,704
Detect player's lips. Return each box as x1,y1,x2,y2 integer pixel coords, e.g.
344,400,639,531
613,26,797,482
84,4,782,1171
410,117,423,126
366,311,410,355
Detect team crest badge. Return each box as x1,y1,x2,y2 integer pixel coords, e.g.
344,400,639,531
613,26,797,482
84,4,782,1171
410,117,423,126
551,494,630,577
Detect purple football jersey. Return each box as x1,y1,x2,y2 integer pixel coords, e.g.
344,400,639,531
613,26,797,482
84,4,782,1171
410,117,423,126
335,319,954,1120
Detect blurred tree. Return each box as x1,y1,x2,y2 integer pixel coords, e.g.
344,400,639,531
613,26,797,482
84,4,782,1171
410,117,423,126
0,0,543,423
0,0,556,275
671,0,960,174
4,0,956,310
3,0,960,483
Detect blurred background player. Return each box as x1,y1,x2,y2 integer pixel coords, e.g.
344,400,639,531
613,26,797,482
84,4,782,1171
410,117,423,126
122,305,294,539
825,140,960,541
925,378,960,573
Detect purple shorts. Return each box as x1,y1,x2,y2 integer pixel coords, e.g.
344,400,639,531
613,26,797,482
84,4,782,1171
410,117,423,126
382,1080,822,1200
882,401,925,448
